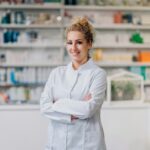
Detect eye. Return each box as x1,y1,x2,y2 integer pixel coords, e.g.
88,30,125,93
67,41,72,45
77,41,82,44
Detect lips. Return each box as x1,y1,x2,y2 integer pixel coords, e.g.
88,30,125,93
71,52,80,56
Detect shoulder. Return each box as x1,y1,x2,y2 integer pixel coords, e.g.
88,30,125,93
50,65,67,77
92,68,107,85
91,61,107,78
89,63,107,90
95,67,107,77
47,66,67,83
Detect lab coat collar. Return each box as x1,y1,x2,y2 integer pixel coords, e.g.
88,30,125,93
67,58,95,74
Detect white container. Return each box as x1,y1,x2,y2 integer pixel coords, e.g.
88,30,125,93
107,70,145,102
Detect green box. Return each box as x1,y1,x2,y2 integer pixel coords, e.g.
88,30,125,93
128,66,146,80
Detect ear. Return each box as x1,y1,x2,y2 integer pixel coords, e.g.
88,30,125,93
88,42,92,49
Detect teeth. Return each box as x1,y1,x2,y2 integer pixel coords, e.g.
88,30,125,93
73,54,79,56
72,52,79,54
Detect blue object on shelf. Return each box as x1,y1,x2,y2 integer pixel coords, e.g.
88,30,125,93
10,69,18,84
3,30,12,43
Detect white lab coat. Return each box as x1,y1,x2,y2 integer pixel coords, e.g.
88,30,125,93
40,59,107,150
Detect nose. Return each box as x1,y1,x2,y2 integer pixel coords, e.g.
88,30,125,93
71,43,77,51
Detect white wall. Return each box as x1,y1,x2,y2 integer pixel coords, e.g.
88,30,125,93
148,108,150,150
0,108,48,150
101,107,149,150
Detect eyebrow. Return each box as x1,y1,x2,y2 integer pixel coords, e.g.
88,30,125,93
67,39,84,41
76,39,83,40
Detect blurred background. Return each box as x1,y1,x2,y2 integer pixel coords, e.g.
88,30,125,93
0,0,150,150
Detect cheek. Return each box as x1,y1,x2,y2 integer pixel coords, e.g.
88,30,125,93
66,47,72,56
66,45,71,51
82,49,89,56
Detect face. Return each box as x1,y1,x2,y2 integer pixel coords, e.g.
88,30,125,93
66,31,92,67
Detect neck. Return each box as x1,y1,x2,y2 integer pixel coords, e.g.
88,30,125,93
72,57,89,70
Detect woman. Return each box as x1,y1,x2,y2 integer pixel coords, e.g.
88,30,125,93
40,17,107,150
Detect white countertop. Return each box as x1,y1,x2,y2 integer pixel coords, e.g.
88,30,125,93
0,102,150,110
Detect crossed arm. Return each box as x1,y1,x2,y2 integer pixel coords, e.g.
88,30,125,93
50,93,91,121
40,70,106,124
70,93,91,121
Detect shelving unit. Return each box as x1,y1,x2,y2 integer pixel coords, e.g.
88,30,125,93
63,3,150,104
0,2,64,106
0,3,63,105
0,1,150,105
1,3,150,150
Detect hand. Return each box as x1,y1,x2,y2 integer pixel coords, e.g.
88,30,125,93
53,99,58,103
83,93,92,101
70,93,91,121
71,115,78,121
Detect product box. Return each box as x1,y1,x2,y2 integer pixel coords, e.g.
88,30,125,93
129,66,146,80
138,51,150,62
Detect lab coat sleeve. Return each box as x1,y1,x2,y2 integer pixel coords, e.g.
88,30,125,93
40,70,71,124
52,70,107,119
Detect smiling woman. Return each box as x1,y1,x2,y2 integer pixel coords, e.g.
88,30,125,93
40,17,107,150
66,31,91,69
65,17,94,69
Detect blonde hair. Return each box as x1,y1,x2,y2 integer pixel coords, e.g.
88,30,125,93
65,17,95,44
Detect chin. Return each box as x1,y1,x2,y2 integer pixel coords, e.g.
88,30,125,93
71,56,80,61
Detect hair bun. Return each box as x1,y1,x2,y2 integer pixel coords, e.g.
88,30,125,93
71,17,89,26
66,16,95,43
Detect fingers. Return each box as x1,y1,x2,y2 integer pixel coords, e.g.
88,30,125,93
84,93,92,101
53,99,58,103
71,115,78,121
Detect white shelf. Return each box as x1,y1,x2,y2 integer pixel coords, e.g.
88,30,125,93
0,4,150,11
94,43,150,49
1,62,150,68
102,101,150,109
0,4,62,9
144,81,150,85
0,43,61,48
2,43,150,49
94,24,150,30
0,104,39,110
1,102,150,110
97,62,150,67
0,63,63,67
0,83,44,87
3,23,148,30
0,24,62,29
63,23,150,30
64,5,150,11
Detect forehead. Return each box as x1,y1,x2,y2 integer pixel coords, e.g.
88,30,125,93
67,31,85,40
